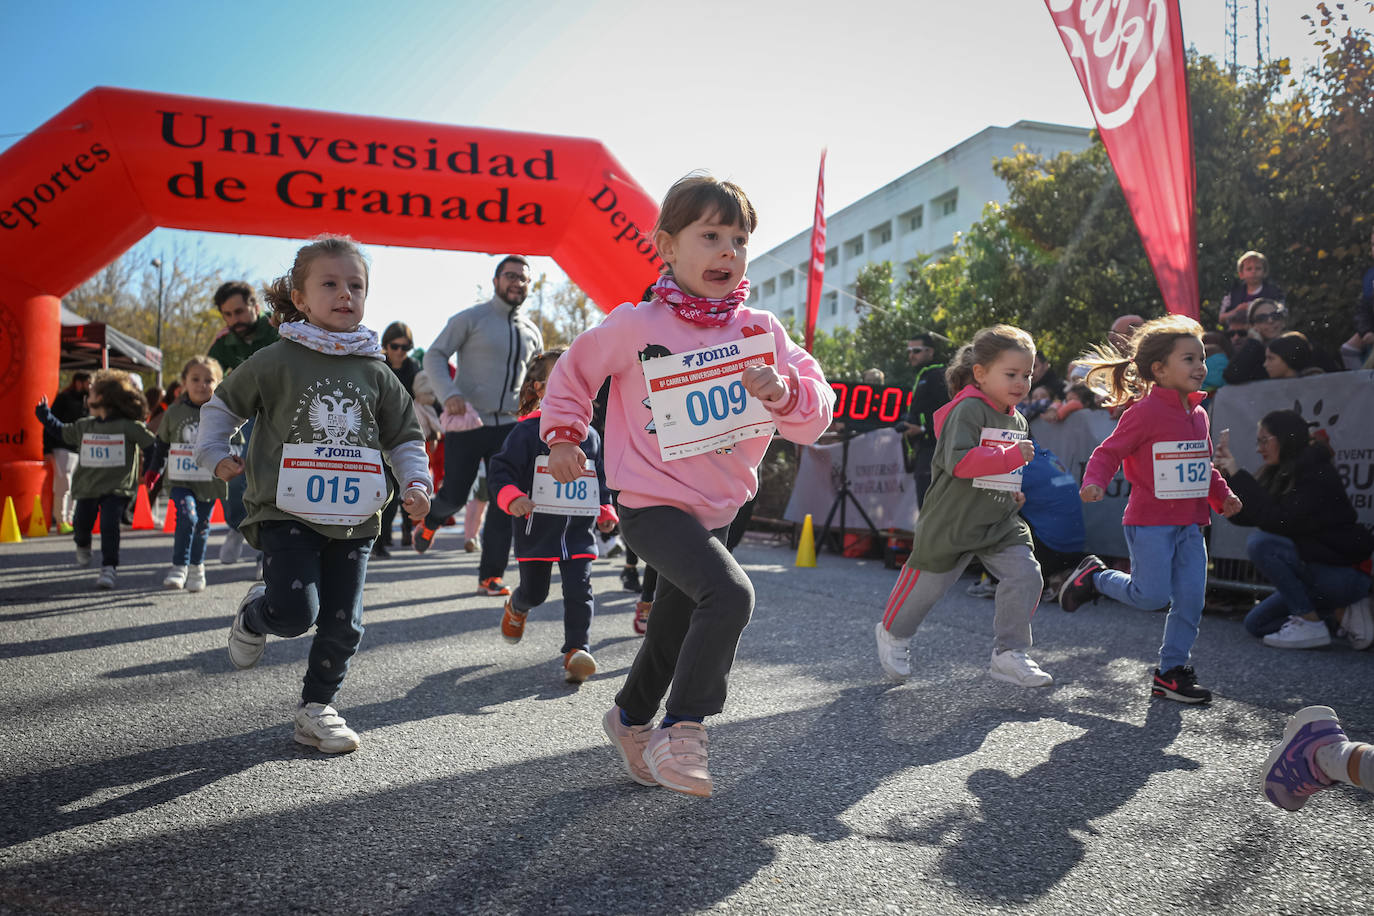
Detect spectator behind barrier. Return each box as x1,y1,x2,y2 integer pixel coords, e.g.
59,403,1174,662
1219,250,1284,327
1265,332,1322,380
1020,442,1087,595
1201,331,1232,396
1213,409,1373,650
1343,226,1374,370
1223,299,1288,384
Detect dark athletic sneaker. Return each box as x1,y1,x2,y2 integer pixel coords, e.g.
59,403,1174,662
413,522,438,554
1151,665,1212,704
1058,555,1106,612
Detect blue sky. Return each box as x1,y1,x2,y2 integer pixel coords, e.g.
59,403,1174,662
2,0,1364,348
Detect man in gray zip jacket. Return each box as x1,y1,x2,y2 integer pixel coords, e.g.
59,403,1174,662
416,255,543,596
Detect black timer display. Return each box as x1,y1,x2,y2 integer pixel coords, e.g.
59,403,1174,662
829,383,913,426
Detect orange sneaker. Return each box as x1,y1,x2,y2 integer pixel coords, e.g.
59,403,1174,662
413,522,439,554
633,601,651,636
563,648,597,683
500,599,527,643
480,576,511,596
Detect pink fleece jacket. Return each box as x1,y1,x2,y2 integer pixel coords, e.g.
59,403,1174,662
539,300,832,530
932,385,1031,478
1082,385,1234,526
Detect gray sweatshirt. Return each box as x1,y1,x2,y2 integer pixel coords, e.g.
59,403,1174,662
423,296,543,427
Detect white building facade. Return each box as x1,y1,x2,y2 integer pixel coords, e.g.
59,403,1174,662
748,120,1093,334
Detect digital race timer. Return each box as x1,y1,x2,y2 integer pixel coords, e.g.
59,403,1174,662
829,383,914,427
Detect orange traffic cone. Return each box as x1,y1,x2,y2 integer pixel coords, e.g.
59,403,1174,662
132,486,156,530
210,500,226,525
27,495,49,538
163,498,178,531
1,497,21,543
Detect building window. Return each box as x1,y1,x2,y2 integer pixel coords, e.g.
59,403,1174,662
780,270,795,289
869,221,893,248
825,247,838,268
934,189,958,218
825,291,838,316
845,236,864,258
900,206,923,233
762,278,776,297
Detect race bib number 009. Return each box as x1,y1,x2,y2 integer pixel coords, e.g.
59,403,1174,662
276,443,388,526
168,445,213,482
970,427,1028,492
641,335,777,462
530,455,599,517
80,433,125,468
1152,439,1211,499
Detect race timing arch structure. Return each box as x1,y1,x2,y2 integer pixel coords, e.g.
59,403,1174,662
0,87,662,524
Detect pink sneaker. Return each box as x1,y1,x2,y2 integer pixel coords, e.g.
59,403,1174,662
644,721,711,797
602,706,657,787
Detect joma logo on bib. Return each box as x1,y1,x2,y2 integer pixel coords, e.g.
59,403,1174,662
313,445,364,458
680,344,741,368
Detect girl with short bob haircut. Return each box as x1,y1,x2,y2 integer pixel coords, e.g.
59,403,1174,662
1060,315,1242,705
876,324,1056,691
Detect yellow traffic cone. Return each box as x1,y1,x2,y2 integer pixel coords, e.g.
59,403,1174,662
795,513,817,568
0,496,22,543
27,495,49,538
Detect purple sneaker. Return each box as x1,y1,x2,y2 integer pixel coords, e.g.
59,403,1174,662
1260,705,1347,811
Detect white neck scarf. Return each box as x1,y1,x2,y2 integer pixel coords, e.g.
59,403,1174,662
278,321,384,360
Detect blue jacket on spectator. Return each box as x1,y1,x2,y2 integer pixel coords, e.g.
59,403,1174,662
1021,444,1086,554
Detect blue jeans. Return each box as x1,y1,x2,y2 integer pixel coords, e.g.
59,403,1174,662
1243,530,1372,637
1095,524,1207,672
242,520,372,705
169,487,215,567
511,557,594,654
224,417,254,530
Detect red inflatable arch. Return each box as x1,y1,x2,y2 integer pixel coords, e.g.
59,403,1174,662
0,87,661,525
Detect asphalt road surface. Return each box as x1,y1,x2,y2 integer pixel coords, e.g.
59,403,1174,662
2,528,1371,915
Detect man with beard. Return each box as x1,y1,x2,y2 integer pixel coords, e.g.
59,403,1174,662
415,256,544,598
207,282,278,564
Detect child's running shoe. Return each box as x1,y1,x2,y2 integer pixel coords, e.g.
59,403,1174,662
633,601,652,636
1058,555,1106,612
965,575,997,599
620,565,642,593
413,522,439,554
602,706,657,787
873,621,912,681
988,648,1053,687
464,537,479,553
163,565,187,589
95,566,117,590
1340,597,1373,650
480,577,511,596
59,522,74,534
228,583,267,669
1151,665,1212,704
645,721,711,797
1261,705,1346,811
563,648,596,683
294,702,360,754
75,547,92,568
500,599,527,644
185,564,207,593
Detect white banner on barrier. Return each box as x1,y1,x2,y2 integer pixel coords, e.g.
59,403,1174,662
783,428,919,532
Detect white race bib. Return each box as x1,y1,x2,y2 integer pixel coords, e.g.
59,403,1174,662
80,433,125,468
641,334,778,461
1152,440,1211,499
276,442,388,526
168,445,213,482
970,427,1028,492
530,455,599,517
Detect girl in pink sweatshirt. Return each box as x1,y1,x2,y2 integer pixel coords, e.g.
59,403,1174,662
1059,315,1242,704
539,173,832,797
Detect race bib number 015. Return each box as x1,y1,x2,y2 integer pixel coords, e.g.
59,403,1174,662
531,455,599,517
168,445,213,482
1153,439,1211,499
641,335,777,462
80,433,125,468
970,427,1028,492
276,443,388,526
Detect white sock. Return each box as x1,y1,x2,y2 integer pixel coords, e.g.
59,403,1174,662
1315,742,1373,788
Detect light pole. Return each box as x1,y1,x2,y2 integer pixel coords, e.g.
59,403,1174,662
152,257,165,387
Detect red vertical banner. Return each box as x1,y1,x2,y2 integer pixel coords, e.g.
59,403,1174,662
804,149,827,352
1044,0,1199,319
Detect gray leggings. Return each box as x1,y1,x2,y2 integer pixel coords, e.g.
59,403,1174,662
616,505,754,721
880,543,1042,653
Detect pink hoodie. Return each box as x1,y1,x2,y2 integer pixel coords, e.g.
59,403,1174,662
540,300,832,530
932,385,1031,478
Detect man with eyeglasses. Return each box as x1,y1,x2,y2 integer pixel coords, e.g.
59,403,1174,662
416,255,543,597
899,333,948,508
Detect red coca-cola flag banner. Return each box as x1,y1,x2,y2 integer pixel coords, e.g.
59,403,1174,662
1044,0,1199,319
804,148,827,352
